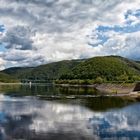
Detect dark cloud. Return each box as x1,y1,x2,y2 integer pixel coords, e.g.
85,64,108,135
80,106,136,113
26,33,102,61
1,26,34,50
0,0,139,69
2,53,27,61
0,7,39,25
25,55,46,66
7,0,59,7
0,0,123,33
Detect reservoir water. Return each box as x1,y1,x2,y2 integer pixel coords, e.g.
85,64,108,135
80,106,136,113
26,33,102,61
0,84,139,140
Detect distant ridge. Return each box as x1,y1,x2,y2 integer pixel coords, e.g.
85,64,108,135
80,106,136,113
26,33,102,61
1,56,140,82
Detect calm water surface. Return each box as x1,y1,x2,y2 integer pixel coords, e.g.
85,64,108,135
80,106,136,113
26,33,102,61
0,84,139,140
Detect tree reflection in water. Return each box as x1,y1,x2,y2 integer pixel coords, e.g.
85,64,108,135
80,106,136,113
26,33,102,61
0,85,139,139
0,95,139,139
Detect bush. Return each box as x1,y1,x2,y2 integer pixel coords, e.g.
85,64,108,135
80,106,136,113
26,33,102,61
94,77,104,84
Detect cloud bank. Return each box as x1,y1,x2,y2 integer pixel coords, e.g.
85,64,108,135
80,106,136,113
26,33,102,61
0,0,140,69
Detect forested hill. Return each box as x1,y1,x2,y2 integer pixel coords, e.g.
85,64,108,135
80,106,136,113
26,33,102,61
2,60,83,80
2,67,34,77
1,56,140,82
60,56,140,81
0,72,19,83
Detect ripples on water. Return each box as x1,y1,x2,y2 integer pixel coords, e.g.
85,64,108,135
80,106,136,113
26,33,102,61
0,84,139,140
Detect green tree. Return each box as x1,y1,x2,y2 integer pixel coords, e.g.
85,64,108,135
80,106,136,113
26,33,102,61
95,77,104,84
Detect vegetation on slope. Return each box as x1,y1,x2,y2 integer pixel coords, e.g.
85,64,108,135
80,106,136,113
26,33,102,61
2,67,34,78
59,56,140,83
0,72,19,83
2,60,82,81
28,60,83,80
1,56,140,83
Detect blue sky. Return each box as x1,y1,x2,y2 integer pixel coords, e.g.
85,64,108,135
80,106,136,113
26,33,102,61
0,25,4,33
88,9,140,48
0,25,6,52
0,0,140,69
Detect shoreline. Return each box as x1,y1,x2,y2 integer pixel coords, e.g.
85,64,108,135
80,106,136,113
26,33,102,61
37,91,140,102
0,82,22,85
55,83,136,93
0,82,140,98
0,82,136,94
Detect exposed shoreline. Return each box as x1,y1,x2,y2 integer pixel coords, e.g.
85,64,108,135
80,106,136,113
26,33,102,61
0,82,140,99
54,83,140,100
0,82,137,94
55,83,136,94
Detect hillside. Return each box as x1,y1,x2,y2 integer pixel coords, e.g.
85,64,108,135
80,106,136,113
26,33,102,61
0,72,19,83
1,56,140,83
29,60,83,80
60,56,140,81
2,67,34,78
2,60,83,80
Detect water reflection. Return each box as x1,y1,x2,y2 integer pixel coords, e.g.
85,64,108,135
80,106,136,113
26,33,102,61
1,84,136,111
0,95,94,139
89,103,140,139
0,94,139,139
1,84,100,96
0,85,139,139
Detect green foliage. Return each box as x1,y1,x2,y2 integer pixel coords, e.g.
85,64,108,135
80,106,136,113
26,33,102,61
131,75,140,81
0,72,19,83
71,56,140,81
2,60,82,81
57,79,96,85
116,72,129,82
1,67,34,80
2,56,140,83
94,77,104,84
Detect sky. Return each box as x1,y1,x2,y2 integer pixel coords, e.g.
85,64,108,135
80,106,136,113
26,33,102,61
0,0,140,69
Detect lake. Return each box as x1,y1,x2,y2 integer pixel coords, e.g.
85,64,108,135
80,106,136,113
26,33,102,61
0,84,139,140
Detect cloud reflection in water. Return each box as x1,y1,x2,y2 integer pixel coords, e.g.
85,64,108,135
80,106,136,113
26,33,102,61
0,95,139,139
